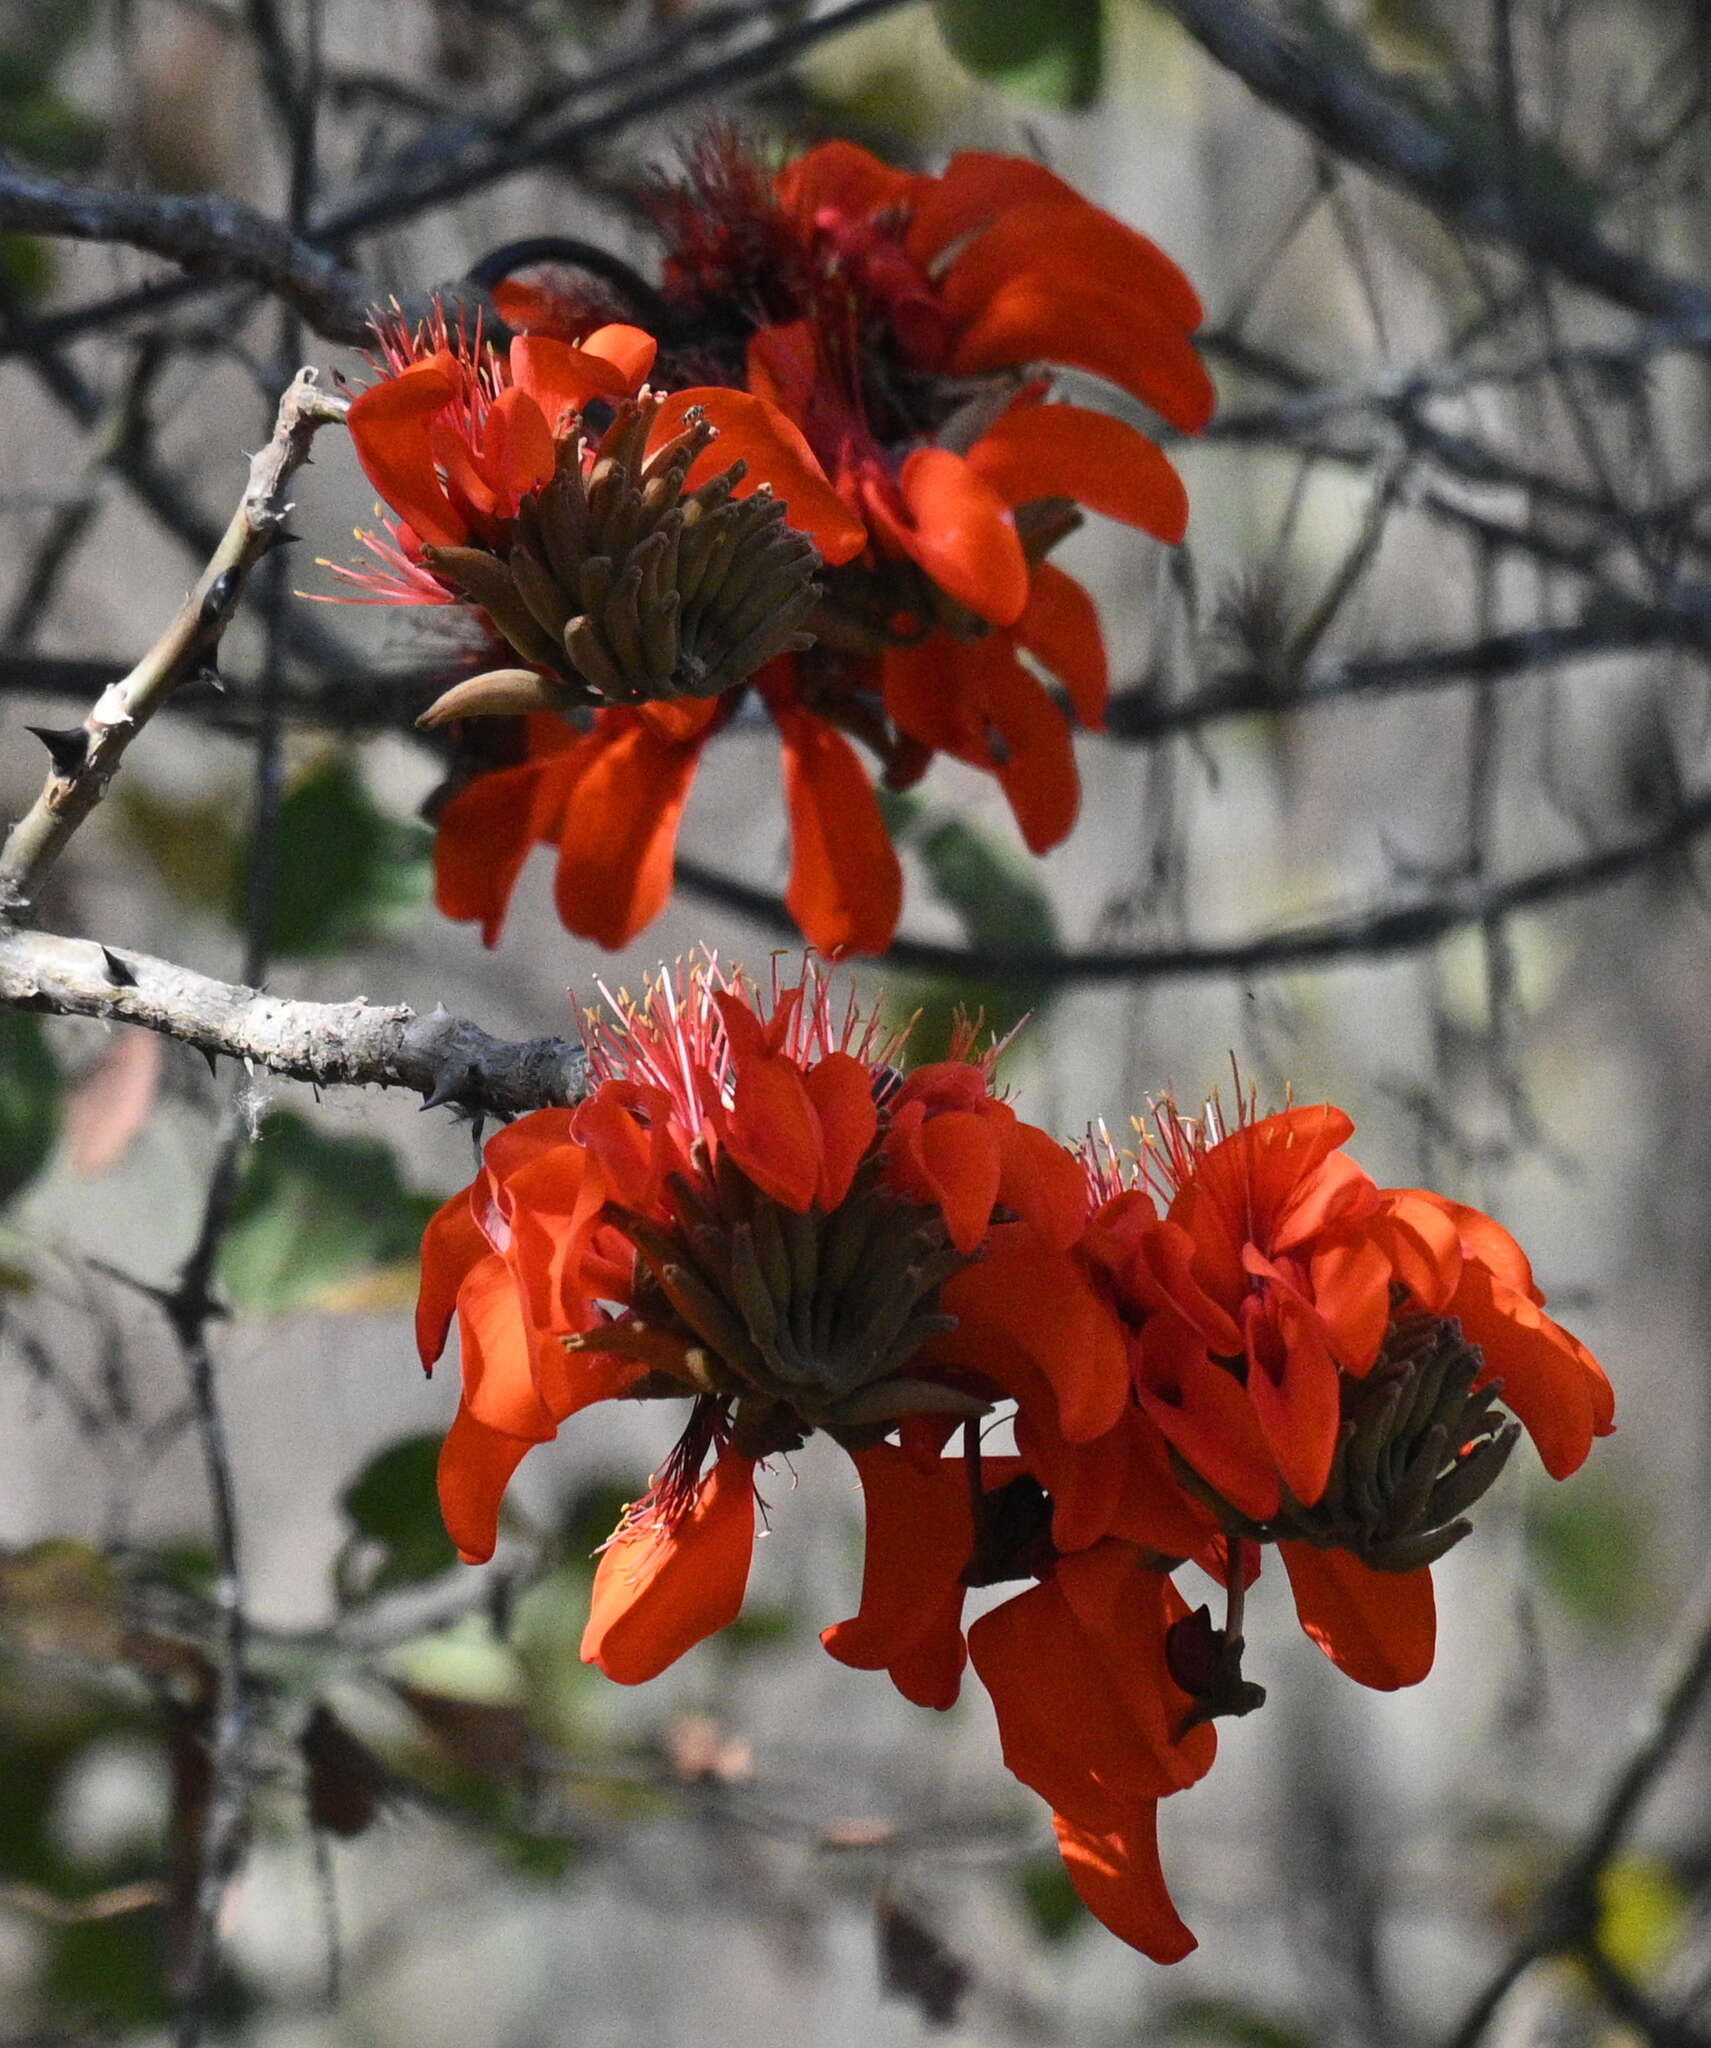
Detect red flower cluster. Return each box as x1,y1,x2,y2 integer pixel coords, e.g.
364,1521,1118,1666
414,962,1614,1961
352,134,1210,957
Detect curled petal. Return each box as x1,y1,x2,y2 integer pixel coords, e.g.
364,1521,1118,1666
1450,1263,1612,1478
582,1452,757,1684
968,402,1189,545
896,448,1028,626
821,1444,975,1709
938,197,1204,335
952,279,1216,435
347,352,466,547
887,1106,1001,1256
416,1189,487,1367
433,758,550,948
1279,1542,1437,1691
1052,1806,1197,1964
437,1404,536,1565
1016,563,1108,729
978,640,1081,853
942,1226,1128,1441
803,1051,880,1211
579,322,658,390
508,334,630,431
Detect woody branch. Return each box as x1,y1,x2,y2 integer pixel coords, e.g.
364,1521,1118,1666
0,153,379,343
0,927,588,1115
0,366,347,916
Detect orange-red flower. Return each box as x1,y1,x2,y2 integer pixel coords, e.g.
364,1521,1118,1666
1025,1099,1616,1692
411,999,1617,1965
457,132,1212,954
414,957,1091,1684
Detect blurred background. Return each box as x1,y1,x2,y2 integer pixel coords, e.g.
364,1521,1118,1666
2,0,1708,2042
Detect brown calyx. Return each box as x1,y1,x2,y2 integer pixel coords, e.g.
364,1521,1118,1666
417,393,822,722
567,1144,987,1458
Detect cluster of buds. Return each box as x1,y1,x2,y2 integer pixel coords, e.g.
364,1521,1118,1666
414,958,1615,1961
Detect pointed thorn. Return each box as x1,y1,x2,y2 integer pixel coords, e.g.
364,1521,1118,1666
26,724,89,777
418,1065,474,1113
99,946,138,988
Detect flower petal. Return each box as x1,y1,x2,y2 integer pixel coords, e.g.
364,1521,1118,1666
582,1452,757,1684
938,197,1204,335
417,1189,487,1367
437,1404,535,1565
653,388,866,564
433,759,549,948
1052,1805,1197,1964
1279,1542,1437,1691
967,402,1190,546
551,710,708,949
821,1444,973,1709
1015,562,1108,729
896,448,1029,626
952,278,1216,434
347,352,467,547
773,703,903,956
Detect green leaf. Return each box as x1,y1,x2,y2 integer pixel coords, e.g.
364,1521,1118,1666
0,1012,60,1207
933,0,1104,109
338,1434,457,1598
1527,1479,1650,1633
1161,1998,1316,2048
878,794,1062,1065
0,233,52,301
217,1111,441,1314
232,755,432,959
1014,1858,1084,1942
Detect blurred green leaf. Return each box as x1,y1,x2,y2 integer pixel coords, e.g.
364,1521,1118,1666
0,1012,60,1207
218,1111,441,1314
1162,1998,1316,2048
0,233,52,301
0,0,101,173
1527,1479,1650,1633
879,794,1061,1064
232,754,432,958
934,0,1104,109
338,1434,457,1600
1014,1858,1083,1942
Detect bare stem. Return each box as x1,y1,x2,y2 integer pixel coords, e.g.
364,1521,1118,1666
0,368,348,916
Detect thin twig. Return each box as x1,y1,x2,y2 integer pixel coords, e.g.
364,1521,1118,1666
1443,1560,1711,2047
0,367,347,915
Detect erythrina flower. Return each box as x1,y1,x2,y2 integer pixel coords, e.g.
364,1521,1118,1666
323,308,878,951
413,956,1093,1685
457,131,1212,954
1034,1098,1615,1694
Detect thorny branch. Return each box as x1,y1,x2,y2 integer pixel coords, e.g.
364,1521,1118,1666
0,927,589,1116
0,366,346,915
